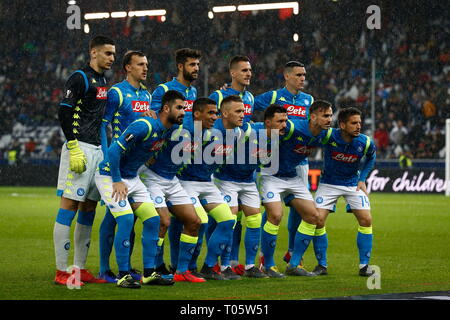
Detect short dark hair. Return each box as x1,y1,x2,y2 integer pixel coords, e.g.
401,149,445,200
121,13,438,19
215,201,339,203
193,97,216,114
310,100,332,114
284,61,305,74
122,50,145,71
264,104,287,121
161,90,185,110
338,107,362,124
175,48,202,65
220,95,243,111
89,35,115,51
229,55,250,70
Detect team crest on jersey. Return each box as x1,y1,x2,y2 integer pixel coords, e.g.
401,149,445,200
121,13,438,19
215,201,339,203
155,196,164,204
118,200,127,207
224,195,232,203
77,188,85,196
284,104,306,117
357,145,364,152
96,87,107,99
316,196,323,204
332,151,358,163
190,197,197,205
122,240,130,247
132,100,150,113
267,191,274,199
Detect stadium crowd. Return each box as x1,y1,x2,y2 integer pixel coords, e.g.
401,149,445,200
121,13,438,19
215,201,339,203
1,1,448,162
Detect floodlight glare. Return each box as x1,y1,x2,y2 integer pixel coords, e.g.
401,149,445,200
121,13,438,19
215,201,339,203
111,11,127,18
84,12,110,20
212,6,237,13
237,2,299,14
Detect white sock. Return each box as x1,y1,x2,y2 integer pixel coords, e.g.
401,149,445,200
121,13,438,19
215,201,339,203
73,223,92,269
53,222,71,271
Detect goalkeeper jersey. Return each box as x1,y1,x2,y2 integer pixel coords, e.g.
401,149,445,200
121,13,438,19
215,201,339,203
320,129,376,187
59,65,109,146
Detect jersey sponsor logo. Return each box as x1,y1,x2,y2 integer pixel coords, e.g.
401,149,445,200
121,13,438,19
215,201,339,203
184,100,194,112
213,144,233,156
293,144,314,155
244,103,252,116
284,104,307,117
250,148,271,159
332,151,358,163
96,87,108,99
149,139,165,151
182,141,200,153
132,100,150,113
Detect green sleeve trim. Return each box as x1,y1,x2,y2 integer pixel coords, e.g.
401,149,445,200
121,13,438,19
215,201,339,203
160,84,169,92
321,128,332,144
135,119,153,141
283,119,295,141
270,90,277,105
364,135,371,156
110,87,123,109
216,90,223,109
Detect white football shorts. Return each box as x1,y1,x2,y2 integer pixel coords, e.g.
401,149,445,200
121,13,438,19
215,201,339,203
314,183,371,212
57,141,102,202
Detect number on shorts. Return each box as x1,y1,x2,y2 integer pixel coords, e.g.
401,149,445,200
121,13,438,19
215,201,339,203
359,195,370,208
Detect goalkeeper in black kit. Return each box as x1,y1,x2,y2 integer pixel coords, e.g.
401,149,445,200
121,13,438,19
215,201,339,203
53,35,116,286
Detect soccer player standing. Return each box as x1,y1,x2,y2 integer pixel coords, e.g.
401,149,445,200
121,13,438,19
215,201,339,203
53,35,115,286
95,91,186,288
150,48,201,116
254,61,313,266
209,56,254,273
312,107,376,277
150,48,201,272
98,50,156,282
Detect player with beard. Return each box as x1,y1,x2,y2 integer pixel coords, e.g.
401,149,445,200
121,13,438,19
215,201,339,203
95,90,186,288
149,48,202,274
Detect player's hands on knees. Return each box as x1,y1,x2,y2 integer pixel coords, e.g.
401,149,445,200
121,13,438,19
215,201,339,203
142,109,157,119
356,181,368,196
67,140,87,174
112,181,128,202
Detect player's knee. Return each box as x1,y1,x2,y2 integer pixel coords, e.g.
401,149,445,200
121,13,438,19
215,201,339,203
359,216,372,227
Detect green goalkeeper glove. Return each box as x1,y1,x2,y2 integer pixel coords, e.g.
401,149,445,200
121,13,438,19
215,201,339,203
66,140,87,174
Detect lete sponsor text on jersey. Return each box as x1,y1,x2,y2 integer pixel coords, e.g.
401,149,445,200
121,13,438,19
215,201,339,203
132,100,150,113
244,104,252,116
150,139,165,151
331,151,358,163
214,144,233,156
293,144,314,155
96,87,108,99
284,104,306,117
184,100,194,112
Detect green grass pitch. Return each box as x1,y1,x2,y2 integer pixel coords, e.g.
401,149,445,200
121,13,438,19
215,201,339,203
0,186,449,300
